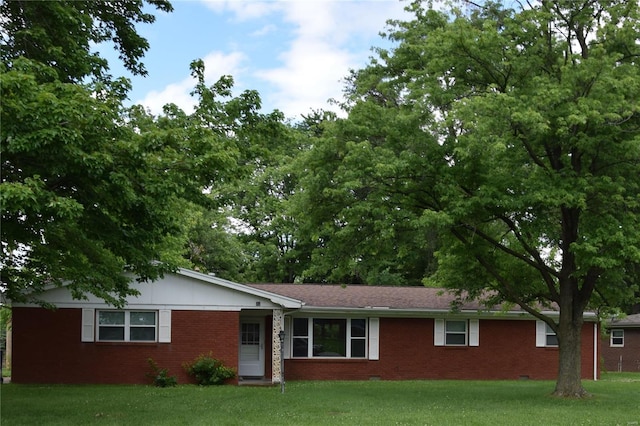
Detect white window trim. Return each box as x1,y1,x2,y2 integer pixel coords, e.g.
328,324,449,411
610,329,624,348
289,317,371,359
87,309,171,343
434,319,479,347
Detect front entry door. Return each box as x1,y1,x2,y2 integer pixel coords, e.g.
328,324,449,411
239,319,265,377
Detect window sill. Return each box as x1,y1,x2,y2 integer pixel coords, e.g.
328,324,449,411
93,341,159,346
289,357,369,362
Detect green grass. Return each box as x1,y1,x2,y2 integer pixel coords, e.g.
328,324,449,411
1,374,639,425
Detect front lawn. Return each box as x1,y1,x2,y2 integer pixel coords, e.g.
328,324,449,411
1,374,638,425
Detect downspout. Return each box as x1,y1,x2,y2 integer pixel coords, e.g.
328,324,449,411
593,322,598,381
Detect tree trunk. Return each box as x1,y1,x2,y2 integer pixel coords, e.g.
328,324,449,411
553,299,588,397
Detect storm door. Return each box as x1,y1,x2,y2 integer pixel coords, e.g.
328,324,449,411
238,319,265,377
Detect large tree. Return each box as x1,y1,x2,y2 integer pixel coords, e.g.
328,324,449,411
300,0,639,396
290,109,439,285
1,1,277,306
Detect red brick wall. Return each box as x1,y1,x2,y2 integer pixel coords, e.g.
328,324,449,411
11,307,239,384
12,308,598,384
284,318,598,381
600,328,640,372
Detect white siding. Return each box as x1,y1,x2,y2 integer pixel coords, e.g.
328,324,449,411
18,272,301,311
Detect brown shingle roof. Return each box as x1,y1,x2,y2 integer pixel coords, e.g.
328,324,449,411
247,284,503,312
608,313,640,327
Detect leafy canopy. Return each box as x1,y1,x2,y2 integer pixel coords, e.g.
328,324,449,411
1,1,284,306
294,0,639,396
1,0,173,82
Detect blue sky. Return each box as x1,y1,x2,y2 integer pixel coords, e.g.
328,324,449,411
103,0,410,120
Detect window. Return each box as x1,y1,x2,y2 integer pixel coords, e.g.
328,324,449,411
535,320,558,347
292,317,309,357
545,323,558,347
610,329,624,347
292,317,367,358
445,320,467,345
434,319,479,346
97,310,157,342
241,322,260,346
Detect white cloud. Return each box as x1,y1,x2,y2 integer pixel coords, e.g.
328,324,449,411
135,1,410,119
135,51,247,115
200,0,280,20
256,38,353,117
251,24,277,37
253,1,409,119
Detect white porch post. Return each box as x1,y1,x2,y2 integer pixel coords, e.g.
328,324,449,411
272,308,284,384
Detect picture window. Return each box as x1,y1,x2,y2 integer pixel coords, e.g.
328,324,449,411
292,317,367,358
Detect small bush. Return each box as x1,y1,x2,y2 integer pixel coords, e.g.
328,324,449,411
183,353,236,385
146,358,177,387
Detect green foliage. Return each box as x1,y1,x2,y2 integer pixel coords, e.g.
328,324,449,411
0,0,173,83
290,0,640,395
182,205,247,281
1,0,281,305
0,307,10,355
1,0,177,305
146,358,177,387
218,112,316,283
286,110,440,285
183,353,235,386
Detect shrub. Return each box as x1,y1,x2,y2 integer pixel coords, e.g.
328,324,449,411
146,358,177,387
183,353,236,385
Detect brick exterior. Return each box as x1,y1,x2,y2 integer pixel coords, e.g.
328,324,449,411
12,307,239,384
11,308,598,384
284,318,598,381
600,328,640,372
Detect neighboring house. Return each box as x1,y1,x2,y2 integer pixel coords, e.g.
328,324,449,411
600,314,640,372
10,268,600,384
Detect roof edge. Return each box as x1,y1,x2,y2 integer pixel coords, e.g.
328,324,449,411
176,268,304,309
289,306,598,320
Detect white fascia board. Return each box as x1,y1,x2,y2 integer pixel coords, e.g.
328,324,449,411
606,324,640,329
176,268,303,309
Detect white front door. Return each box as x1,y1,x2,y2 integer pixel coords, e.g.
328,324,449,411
239,319,265,377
